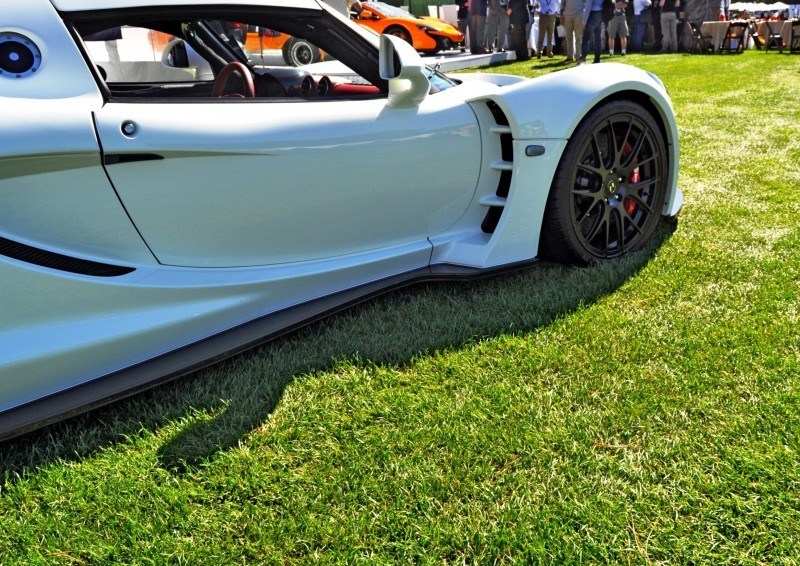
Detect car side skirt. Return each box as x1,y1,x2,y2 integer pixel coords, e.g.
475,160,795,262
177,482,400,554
0,260,535,442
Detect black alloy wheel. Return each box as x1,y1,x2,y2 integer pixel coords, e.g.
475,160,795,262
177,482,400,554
540,100,669,265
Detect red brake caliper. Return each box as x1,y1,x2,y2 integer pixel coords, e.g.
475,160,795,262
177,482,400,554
622,141,638,215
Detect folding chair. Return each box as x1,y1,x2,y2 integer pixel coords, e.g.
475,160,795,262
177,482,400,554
748,21,763,50
765,20,783,51
720,21,747,53
689,21,713,53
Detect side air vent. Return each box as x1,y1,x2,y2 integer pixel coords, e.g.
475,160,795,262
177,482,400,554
482,101,514,234
0,237,135,277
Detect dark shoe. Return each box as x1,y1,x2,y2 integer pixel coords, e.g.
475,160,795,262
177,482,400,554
593,58,601,63
537,52,542,59
547,51,553,57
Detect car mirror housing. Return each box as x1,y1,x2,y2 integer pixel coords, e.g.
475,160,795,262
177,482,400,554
360,9,374,19
378,33,429,109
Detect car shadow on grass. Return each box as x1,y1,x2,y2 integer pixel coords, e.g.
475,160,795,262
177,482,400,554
0,220,677,478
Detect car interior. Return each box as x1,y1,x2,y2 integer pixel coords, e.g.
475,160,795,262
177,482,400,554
68,7,392,101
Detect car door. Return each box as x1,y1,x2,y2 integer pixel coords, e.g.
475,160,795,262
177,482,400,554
93,91,480,268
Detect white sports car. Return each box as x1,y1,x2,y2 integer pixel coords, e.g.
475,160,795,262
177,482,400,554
0,0,682,440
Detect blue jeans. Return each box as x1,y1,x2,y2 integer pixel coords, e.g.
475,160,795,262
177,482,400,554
581,11,603,62
633,14,646,51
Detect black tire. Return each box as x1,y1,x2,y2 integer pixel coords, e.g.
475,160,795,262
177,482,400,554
539,100,668,265
385,25,413,45
281,38,321,67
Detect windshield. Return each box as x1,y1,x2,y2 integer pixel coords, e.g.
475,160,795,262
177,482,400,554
366,2,415,18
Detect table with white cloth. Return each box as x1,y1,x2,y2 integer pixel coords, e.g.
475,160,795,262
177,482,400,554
757,20,794,49
700,20,751,51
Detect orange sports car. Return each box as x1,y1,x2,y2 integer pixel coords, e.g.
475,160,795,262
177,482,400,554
242,26,323,67
351,1,464,54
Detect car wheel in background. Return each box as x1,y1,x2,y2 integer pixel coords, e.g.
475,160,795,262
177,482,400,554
539,100,668,265
384,25,413,45
282,37,321,67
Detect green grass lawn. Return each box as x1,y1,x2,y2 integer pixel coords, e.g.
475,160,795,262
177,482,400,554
2,49,799,563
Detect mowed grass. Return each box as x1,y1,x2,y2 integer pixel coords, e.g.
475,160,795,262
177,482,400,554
2,50,799,563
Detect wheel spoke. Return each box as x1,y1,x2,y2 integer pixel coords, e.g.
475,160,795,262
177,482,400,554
623,210,644,235
576,197,602,224
632,155,657,169
611,209,624,254
577,162,603,176
585,212,606,243
627,191,656,214
617,117,635,162
604,120,617,168
605,211,615,256
591,132,605,167
622,130,646,169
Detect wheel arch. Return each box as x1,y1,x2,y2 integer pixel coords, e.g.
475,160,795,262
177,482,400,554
478,64,681,218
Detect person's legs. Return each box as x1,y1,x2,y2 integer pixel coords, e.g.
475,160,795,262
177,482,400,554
543,14,556,55
486,10,499,50
536,14,545,56
619,16,629,53
458,16,468,51
591,13,603,61
607,17,618,53
497,12,509,50
571,14,583,59
470,14,487,53
659,12,669,51
668,15,677,51
580,11,603,62
564,16,575,59
511,22,529,59
632,14,643,51
660,11,676,51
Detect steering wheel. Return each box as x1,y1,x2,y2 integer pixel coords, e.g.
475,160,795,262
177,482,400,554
212,61,255,98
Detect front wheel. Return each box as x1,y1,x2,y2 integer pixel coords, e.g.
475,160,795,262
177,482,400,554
539,100,669,265
385,26,413,45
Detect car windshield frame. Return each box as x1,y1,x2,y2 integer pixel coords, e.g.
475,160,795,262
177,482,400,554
363,2,416,19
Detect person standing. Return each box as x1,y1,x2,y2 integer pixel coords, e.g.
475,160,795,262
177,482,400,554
508,0,532,59
456,0,470,52
632,0,651,51
561,0,585,61
659,0,679,52
469,0,489,53
486,0,511,50
606,0,629,55
536,0,560,57
579,0,605,63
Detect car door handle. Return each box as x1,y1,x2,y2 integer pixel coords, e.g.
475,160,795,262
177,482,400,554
104,153,165,165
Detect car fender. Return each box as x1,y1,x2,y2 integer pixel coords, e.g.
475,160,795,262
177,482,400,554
432,64,681,269
472,63,680,216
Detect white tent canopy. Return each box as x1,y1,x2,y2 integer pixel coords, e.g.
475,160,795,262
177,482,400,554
729,1,790,10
